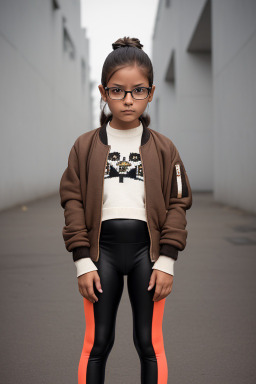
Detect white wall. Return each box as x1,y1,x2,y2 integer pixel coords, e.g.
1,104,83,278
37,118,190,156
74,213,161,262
212,0,256,211
0,0,93,211
152,0,213,192
152,0,256,213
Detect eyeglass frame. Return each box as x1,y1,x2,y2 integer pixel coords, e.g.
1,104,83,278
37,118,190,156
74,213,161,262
104,86,152,100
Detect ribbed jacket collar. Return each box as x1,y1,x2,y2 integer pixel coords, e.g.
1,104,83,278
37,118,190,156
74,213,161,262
98,117,151,146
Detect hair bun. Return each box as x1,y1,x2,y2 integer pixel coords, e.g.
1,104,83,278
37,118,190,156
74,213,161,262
112,36,143,50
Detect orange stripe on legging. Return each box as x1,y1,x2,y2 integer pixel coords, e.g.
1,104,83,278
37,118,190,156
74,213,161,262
152,298,168,384
78,298,95,384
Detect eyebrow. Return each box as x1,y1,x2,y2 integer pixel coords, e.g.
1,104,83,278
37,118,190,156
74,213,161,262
112,83,145,87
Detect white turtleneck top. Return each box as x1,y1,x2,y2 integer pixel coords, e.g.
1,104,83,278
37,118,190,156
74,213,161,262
75,120,175,278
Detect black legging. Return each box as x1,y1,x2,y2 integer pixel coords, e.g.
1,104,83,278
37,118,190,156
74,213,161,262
78,219,168,384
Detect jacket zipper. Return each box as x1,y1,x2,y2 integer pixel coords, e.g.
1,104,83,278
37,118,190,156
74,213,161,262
96,145,111,262
139,146,154,262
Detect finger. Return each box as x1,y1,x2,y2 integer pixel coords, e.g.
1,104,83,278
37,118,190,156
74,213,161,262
153,285,163,302
87,286,98,303
95,277,103,293
159,287,170,301
80,285,89,300
79,285,87,299
148,273,156,290
148,280,155,290
154,284,169,301
78,283,90,301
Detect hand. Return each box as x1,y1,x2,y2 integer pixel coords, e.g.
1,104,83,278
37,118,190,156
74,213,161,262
148,269,173,302
78,271,103,303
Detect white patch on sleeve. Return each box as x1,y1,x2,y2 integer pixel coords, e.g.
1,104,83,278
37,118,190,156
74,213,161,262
175,164,182,198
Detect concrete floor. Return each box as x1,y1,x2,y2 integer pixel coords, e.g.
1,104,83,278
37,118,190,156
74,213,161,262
0,192,256,384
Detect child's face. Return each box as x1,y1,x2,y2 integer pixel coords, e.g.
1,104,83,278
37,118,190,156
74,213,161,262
99,65,155,126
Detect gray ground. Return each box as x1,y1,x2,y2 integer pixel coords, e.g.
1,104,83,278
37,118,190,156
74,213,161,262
0,192,256,384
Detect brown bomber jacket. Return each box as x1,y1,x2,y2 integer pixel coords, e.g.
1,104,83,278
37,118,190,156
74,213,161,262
59,119,193,264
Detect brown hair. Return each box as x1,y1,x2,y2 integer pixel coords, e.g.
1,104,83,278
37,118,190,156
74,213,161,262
99,36,154,127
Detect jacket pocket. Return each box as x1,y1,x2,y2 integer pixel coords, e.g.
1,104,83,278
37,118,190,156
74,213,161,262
170,161,189,198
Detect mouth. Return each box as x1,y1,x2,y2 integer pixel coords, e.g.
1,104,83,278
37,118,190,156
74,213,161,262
122,110,135,113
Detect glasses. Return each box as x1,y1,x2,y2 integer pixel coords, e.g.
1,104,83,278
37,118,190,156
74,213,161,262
104,86,152,100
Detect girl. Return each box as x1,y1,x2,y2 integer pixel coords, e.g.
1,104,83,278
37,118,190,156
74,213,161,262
59,36,192,384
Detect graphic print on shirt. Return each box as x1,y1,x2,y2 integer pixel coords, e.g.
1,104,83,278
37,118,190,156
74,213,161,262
104,151,144,183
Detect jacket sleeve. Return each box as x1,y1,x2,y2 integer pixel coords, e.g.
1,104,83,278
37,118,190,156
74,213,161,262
159,144,193,261
59,143,91,262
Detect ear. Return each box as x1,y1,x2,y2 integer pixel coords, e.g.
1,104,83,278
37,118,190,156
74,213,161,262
98,84,107,102
148,84,156,102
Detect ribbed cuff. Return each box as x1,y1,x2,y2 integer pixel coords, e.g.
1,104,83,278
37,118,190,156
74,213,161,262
72,246,90,262
159,244,179,260
152,255,175,276
75,258,98,278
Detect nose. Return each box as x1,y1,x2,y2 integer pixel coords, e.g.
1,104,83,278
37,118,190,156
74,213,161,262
124,92,133,104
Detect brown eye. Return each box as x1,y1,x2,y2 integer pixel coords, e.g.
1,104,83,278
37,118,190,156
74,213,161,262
113,88,122,93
